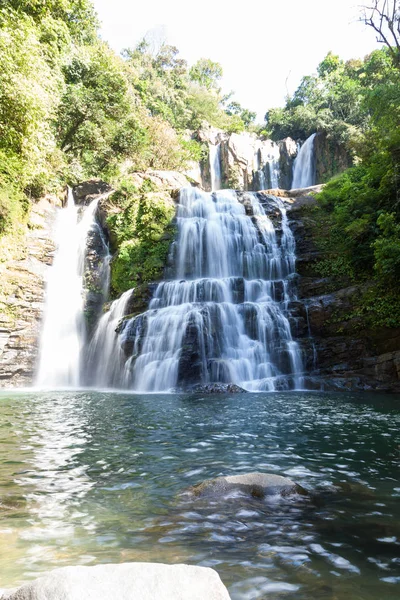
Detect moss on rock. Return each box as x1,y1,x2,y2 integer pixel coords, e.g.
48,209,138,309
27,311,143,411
103,179,177,297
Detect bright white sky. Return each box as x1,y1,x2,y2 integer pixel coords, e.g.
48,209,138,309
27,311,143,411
93,0,380,121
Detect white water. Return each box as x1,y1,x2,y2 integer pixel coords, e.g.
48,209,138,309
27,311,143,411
266,142,280,189
291,133,316,189
209,143,222,191
86,289,132,387
114,188,304,392
254,141,280,191
36,191,101,387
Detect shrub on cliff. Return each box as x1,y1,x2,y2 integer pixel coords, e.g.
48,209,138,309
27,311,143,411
105,181,176,296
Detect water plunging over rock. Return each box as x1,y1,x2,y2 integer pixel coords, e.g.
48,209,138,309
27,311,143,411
36,191,109,388
291,133,316,189
209,143,222,191
197,127,298,192
85,289,133,388
95,188,305,392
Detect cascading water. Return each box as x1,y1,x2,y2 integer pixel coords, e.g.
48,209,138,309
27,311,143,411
209,143,222,191
85,289,132,387
107,188,304,392
36,190,108,388
253,142,280,191
268,144,280,189
291,133,316,189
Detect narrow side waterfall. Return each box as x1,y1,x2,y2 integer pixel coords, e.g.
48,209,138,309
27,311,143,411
253,142,280,191
291,133,316,189
209,143,222,191
36,191,106,388
266,143,280,189
101,188,304,392
85,290,132,387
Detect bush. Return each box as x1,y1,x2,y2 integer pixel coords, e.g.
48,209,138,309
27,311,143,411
106,182,176,295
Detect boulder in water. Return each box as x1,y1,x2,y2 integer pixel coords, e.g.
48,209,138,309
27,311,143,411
188,473,307,500
190,383,247,394
1,563,231,600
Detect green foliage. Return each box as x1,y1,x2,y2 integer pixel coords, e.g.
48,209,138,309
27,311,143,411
304,206,356,281
317,141,399,276
189,58,223,89
7,0,98,42
310,45,400,324
0,184,28,235
358,286,400,329
124,40,249,133
225,101,257,127
314,255,355,279
0,11,62,189
58,42,141,177
106,182,176,295
264,49,399,144
373,213,400,282
1,1,245,237
317,51,343,78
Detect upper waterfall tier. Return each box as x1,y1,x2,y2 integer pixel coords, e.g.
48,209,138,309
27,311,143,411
92,188,305,392
201,133,297,192
291,133,316,189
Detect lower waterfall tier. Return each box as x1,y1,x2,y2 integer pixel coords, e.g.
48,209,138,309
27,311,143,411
86,188,306,392
119,296,304,392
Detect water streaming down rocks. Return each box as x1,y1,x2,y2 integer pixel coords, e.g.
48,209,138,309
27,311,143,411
253,141,281,191
209,143,222,191
291,133,316,189
104,188,305,392
85,289,132,388
36,191,109,387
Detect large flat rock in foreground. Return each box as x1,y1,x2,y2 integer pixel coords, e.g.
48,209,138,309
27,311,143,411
1,563,231,600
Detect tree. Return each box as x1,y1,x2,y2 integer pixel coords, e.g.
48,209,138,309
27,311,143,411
361,1,400,66
189,58,223,90
317,52,343,78
225,101,256,126
7,0,98,41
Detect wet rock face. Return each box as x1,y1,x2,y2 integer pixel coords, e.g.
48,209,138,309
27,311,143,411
278,137,298,190
83,215,110,337
187,473,307,500
73,180,113,205
314,132,352,183
0,199,57,388
288,196,400,392
198,126,298,192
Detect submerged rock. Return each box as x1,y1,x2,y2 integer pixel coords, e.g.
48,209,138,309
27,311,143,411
190,383,247,394
1,563,231,600
187,473,307,500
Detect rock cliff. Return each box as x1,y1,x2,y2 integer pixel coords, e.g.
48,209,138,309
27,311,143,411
2,173,398,393
286,191,400,392
314,132,352,183
0,199,58,387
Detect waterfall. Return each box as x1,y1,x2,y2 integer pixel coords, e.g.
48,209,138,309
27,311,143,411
291,133,316,189
36,190,107,388
254,142,280,191
105,188,304,392
85,289,132,388
268,143,280,189
209,143,222,191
